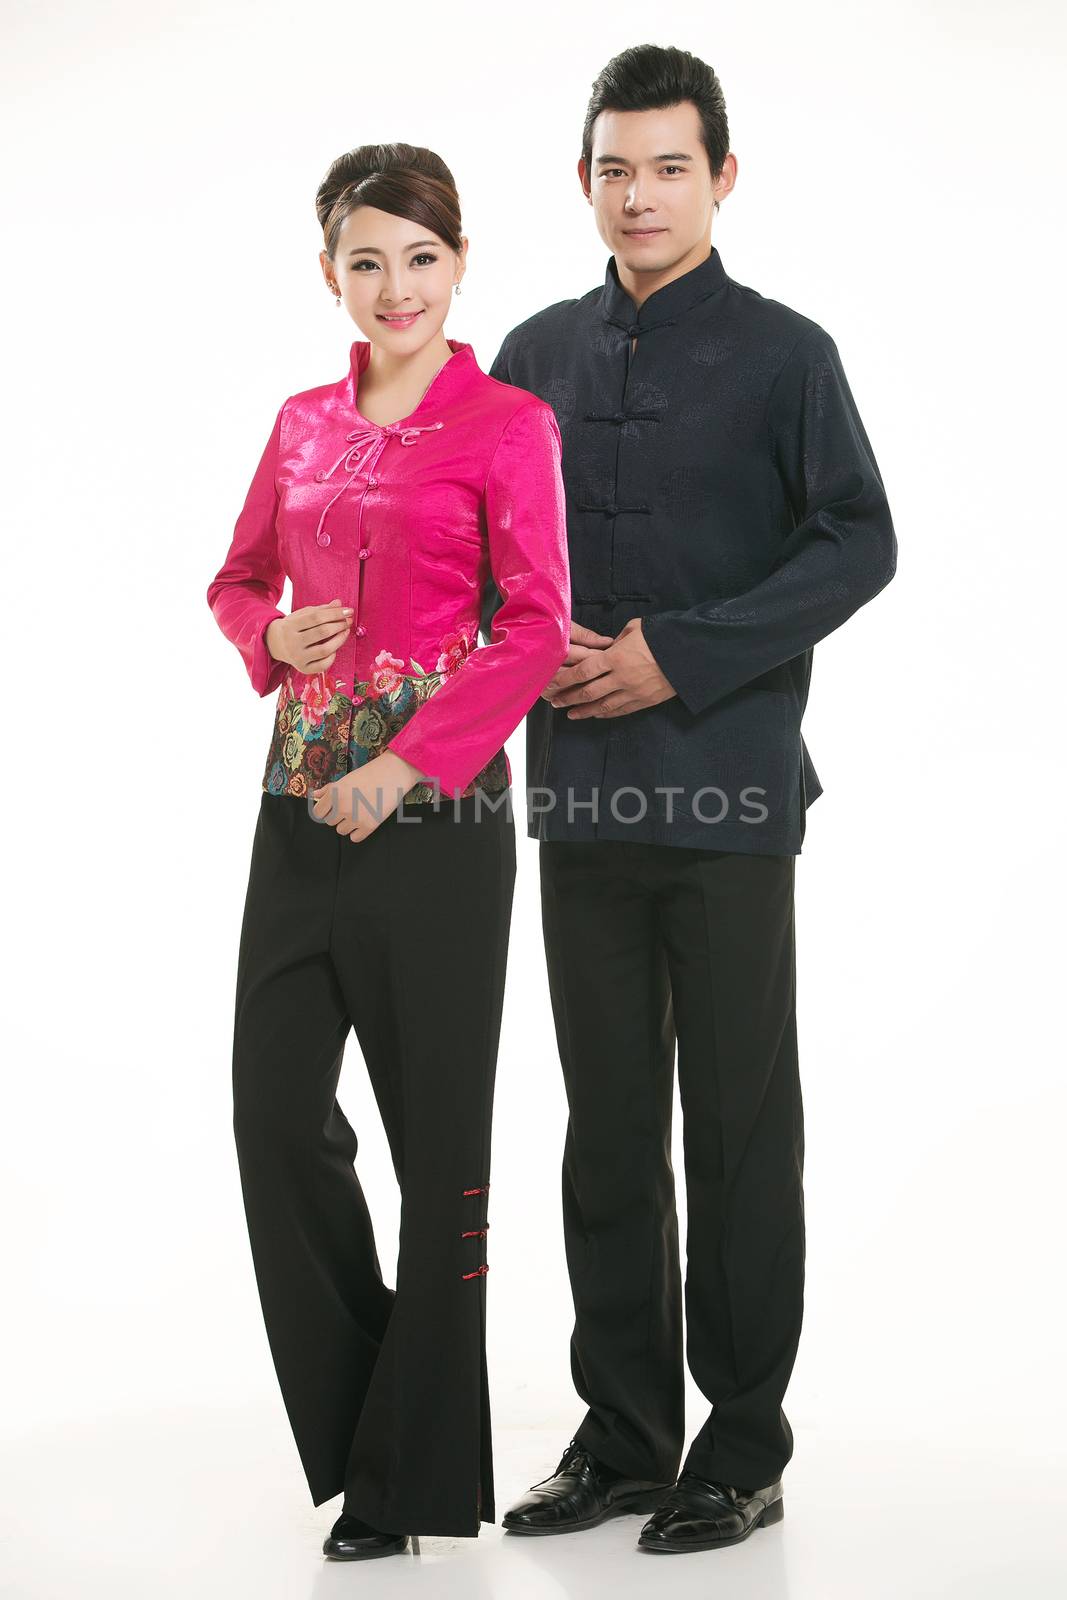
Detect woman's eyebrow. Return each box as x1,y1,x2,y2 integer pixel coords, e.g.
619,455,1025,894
347,241,439,256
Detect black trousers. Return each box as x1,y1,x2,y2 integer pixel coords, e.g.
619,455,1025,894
539,839,804,1492
231,789,516,1536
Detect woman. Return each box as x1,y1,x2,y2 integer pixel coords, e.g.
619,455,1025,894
206,142,570,1559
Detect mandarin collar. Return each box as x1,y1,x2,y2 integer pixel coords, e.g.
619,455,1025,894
346,336,480,416
599,244,727,330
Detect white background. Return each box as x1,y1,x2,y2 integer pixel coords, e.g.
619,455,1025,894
3,1,1065,1595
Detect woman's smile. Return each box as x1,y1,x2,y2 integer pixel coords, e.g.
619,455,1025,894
376,310,424,327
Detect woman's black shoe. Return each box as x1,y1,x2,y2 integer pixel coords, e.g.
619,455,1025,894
502,1438,674,1534
637,1471,785,1552
322,1511,409,1559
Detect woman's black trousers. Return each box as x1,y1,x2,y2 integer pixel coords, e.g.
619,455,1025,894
231,789,516,1536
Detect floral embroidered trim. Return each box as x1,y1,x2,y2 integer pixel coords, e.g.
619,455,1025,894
260,624,508,801
361,624,475,702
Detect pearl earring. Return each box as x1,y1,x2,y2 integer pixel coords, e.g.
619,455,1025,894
454,283,462,295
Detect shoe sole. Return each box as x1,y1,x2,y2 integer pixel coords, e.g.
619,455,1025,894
503,1489,673,1536
637,1495,785,1553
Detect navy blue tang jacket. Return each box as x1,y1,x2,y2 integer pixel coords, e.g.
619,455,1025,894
482,244,898,854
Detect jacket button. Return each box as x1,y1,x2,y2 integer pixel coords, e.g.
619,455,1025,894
354,625,366,637
367,477,379,488
358,548,370,559
317,532,331,546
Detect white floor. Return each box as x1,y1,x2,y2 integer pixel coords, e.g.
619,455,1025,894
3,1410,1065,1599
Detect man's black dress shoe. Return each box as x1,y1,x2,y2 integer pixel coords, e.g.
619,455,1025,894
322,1511,409,1559
502,1438,674,1535
637,1470,784,1552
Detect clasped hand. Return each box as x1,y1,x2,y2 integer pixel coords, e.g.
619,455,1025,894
541,618,676,717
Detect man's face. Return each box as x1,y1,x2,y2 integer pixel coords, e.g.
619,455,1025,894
581,102,723,278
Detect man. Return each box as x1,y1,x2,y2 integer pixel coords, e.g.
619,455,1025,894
483,45,897,1554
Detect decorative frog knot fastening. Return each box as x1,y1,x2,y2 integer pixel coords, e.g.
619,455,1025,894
574,501,653,516
605,314,679,336
461,1182,490,1280
390,419,446,447
311,419,446,544
583,410,662,424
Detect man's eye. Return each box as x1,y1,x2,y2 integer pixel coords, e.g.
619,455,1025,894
662,166,684,175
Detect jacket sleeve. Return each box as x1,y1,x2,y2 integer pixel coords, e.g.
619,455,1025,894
388,399,571,796
205,400,290,698
640,328,898,716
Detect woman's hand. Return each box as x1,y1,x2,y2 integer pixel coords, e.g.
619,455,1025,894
266,599,354,674
311,751,427,843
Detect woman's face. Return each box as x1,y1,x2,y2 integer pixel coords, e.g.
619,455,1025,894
322,205,466,351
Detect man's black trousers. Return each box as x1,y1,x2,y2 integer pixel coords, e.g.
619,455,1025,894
231,790,516,1537
539,838,805,1492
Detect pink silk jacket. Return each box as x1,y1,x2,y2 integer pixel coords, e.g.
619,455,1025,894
207,338,571,802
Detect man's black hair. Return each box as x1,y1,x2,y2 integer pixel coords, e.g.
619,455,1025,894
582,44,730,208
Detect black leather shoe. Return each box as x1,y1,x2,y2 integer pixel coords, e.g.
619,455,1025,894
637,1470,784,1552
502,1438,674,1535
322,1511,409,1560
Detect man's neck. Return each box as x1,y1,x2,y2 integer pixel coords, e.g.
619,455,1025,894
615,235,714,310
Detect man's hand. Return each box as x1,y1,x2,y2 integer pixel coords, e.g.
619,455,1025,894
266,598,353,674
310,751,426,843
546,617,676,718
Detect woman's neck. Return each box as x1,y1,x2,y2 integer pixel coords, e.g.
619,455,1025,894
364,333,453,392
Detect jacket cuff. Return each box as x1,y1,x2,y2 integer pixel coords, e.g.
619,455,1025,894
249,608,288,697
386,719,498,799
640,610,714,716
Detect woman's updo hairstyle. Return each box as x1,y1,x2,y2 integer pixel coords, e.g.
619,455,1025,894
316,143,463,260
